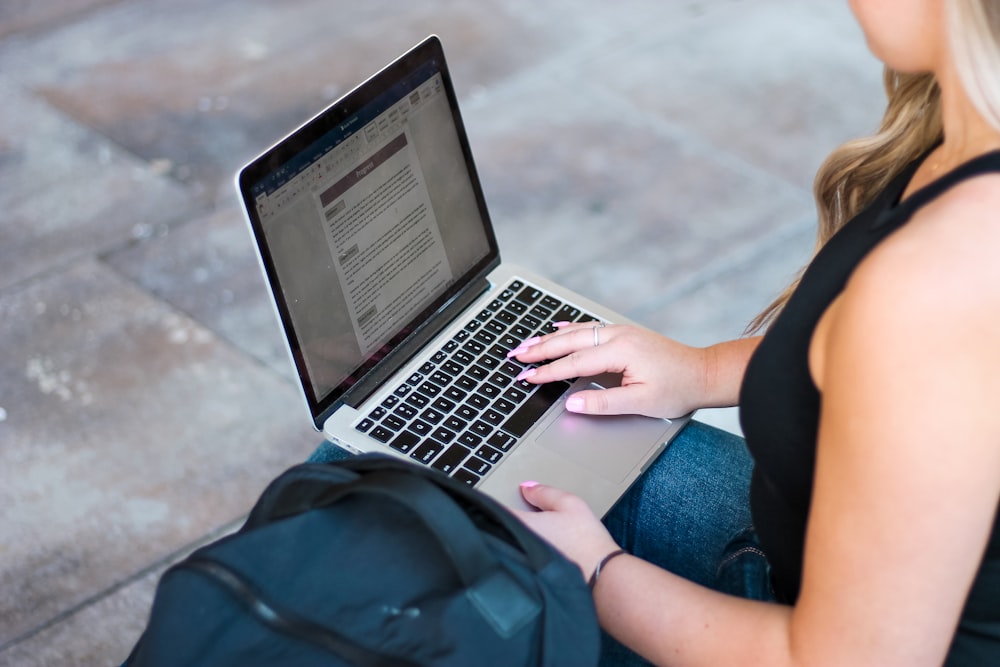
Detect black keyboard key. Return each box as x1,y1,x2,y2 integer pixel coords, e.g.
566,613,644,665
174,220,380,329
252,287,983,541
493,398,516,414
368,406,387,421
541,295,562,310
420,408,444,424
411,440,444,465
577,313,600,323
468,394,490,410
538,321,557,335
500,333,522,348
529,304,554,320
485,320,507,335
355,418,374,433
480,384,500,400
495,310,518,326
369,426,396,442
444,415,468,432
381,395,400,409
453,350,475,366
488,371,514,387
487,344,511,360
432,397,456,413
501,382,570,437
456,405,479,421
432,444,471,474
382,414,405,432
430,371,452,386
513,378,534,392
476,444,504,464
418,381,442,398
405,392,430,409
516,286,543,305
389,431,420,454
432,426,457,444
468,365,489,381
418,361,435,375
453,468,480,486
470,420,493,438
474,330,497,345
487,431,517,451
503,386,528,403
456,375,479,392
463,340,487,356
520,314,542,330
501,361,523,376
478,355,500,370
444,386,468,402
553,304,583,322
464,457,492,476
393,403,417,420
442,360,464,376
481,409,505,426
410,420,432,437
458,431,483,447
511,324,532,339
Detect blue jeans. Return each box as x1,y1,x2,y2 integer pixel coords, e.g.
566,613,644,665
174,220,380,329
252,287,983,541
599,420,775,666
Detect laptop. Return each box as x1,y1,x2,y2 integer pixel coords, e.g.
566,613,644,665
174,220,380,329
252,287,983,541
236,35,688,515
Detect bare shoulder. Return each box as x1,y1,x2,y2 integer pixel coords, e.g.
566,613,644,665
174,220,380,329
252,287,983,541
849,172,1000,315
816,172,1000,402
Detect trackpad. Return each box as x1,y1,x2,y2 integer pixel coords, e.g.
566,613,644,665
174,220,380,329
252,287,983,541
537,409,671,484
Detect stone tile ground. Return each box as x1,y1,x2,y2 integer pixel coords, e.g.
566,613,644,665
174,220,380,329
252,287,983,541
0,1,884,663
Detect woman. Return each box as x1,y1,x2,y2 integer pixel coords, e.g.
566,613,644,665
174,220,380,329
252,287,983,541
509,1,1000,664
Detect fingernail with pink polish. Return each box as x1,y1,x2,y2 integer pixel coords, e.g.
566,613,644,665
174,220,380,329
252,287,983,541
506,337,541,358
520,480,539,489
565,396,585,412
553,321,571,328
515,368,537,382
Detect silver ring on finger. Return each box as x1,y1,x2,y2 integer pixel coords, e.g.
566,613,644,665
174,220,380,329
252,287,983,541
593,325,601,347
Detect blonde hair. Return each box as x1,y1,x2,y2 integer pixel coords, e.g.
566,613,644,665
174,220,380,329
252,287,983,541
747,0,1000,333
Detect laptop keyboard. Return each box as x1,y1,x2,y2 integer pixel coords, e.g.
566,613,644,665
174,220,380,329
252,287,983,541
354,279,598,486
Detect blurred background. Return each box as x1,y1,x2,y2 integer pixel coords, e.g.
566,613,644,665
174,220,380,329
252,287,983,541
0,1,884,664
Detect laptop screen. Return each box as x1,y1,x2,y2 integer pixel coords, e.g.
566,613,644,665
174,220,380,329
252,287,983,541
239,37,497,420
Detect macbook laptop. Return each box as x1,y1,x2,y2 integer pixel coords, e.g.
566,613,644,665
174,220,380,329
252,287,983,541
237,35,688,515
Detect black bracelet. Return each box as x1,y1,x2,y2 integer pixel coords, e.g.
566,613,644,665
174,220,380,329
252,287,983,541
588,548,627,590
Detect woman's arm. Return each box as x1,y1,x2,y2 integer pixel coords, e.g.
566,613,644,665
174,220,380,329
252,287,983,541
517,181,1000,666
792,180,1000,665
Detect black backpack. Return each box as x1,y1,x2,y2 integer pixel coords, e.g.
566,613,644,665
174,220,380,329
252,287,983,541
124,454,600,666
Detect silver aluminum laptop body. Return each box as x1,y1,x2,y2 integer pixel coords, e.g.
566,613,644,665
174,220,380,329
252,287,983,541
237,35,687,514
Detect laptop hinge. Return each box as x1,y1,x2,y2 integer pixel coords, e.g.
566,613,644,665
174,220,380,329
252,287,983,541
338,276,493,410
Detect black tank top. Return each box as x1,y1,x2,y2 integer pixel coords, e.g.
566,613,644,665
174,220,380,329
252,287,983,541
739,149,1000,664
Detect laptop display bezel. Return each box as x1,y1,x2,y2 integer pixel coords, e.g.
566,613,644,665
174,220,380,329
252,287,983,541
237,35,501,427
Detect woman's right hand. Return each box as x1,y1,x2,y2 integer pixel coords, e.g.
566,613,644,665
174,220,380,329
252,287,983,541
507,322,712,419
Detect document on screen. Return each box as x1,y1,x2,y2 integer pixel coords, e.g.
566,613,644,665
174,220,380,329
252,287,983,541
316,131,453,356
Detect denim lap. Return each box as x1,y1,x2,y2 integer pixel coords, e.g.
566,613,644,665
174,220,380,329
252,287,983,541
599,420,774,666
